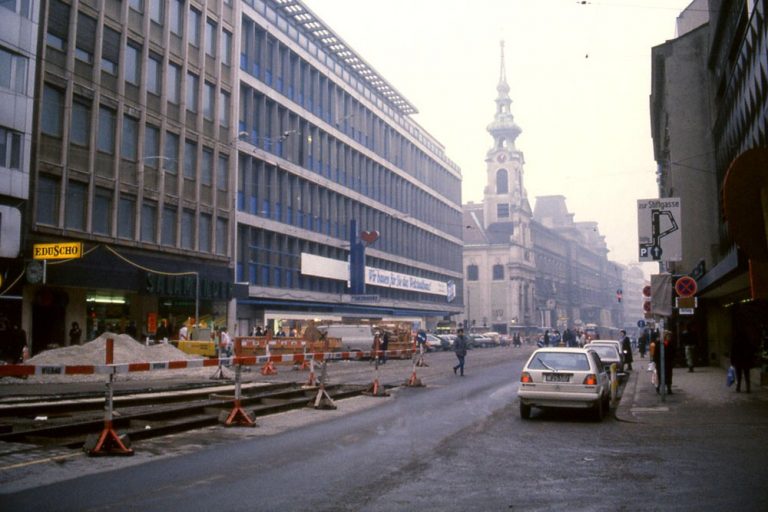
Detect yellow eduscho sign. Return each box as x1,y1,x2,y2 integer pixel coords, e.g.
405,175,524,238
33,242,84,260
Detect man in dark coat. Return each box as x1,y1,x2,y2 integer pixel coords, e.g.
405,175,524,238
453,328,468,376
620,329,633,371
731,336,756,393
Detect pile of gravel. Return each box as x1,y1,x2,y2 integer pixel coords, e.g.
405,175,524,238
4,333,225,384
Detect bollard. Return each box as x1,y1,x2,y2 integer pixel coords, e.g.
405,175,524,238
610,363,618,403
85,338,134,456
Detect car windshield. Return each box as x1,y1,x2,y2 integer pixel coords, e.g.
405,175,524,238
528,352,590,371
589,346,618,359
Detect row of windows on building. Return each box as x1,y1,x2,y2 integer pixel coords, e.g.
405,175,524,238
240,18,462,206
36,172,230,254
237,225,454,303
0,0,32,18
45,0,233,124
238,88,463,239
40,83,231,188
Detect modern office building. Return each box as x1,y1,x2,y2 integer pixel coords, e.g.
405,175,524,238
234,0,464,334
462,45,625,337
0,0,39,341
15,0,242,353
3,0,463,353
650,0,767,372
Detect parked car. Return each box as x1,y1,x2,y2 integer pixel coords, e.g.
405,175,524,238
470,335,494,348
437,334,456,351
583,343,624,378
587,340,625,370
518,347,611,421
424,333,443,352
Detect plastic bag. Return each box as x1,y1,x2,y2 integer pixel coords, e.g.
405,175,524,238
651,369,658,386
727,366,736,387
647,362,655,372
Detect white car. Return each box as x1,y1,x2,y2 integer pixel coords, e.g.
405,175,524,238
518,347,611,421
424,333,443,352
583,343,623,378
588,340,625,370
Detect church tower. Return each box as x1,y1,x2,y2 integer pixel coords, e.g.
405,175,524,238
465,41,536,333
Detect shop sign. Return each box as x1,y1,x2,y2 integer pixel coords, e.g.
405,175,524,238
144,273,233,300
33,242,83,260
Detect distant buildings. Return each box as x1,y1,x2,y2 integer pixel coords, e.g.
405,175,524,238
462,44,630,337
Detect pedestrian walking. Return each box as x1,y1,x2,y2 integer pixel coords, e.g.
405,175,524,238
379,331,389,364
730,335,756,393
453,328,468,376
638,329,648,358
620,329,633,371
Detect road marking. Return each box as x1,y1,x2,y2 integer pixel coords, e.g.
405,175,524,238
0,452,81,471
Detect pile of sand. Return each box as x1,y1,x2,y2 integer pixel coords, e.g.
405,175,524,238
3,333,228,384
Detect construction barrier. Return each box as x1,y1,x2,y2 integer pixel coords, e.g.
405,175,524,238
0,345,420,454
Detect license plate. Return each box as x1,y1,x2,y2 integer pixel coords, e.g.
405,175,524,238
545,373,571,383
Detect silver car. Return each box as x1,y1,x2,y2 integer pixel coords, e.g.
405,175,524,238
518,347,611,421
584,342,624,378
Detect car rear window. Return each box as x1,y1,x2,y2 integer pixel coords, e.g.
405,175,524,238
589,346,617,359
528,352,590,371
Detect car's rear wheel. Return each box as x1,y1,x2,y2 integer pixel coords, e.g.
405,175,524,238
520,402,531,420
593,396,605,421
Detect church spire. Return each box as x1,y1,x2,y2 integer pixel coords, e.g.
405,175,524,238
487,40,522,152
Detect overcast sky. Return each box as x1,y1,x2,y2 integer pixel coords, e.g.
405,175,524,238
304,0,694,270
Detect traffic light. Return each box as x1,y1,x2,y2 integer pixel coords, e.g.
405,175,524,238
616,288,623,303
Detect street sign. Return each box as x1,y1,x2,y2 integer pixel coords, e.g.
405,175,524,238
675,276,697,298
637,320,646,328
637,198,682,262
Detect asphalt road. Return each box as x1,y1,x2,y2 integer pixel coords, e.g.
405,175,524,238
2,346,767,511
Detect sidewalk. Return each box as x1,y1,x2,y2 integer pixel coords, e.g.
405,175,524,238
615,359,768,425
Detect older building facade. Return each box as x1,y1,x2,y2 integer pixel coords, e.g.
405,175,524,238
462,45,625,337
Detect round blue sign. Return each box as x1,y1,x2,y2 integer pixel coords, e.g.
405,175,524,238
637,320,646,328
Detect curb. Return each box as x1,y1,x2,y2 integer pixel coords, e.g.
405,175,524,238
614,367,641,423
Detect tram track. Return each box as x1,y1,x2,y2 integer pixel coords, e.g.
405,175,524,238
0,380,367,450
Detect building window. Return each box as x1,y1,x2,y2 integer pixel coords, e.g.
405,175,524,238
188,8,201,47
217,154,228,191
125,42,141,85
144,124,160,166
492,264,504,280
181,208,195,249
42,84,64,136
0,47,28,94
149,0,163,24
497,203,510,218
467,264,479,281
216,217,228,255
46,0,70,51
219,90,230,126
186,72,199,112
221,29,232,66
101,27,120,75
70,99,91,147
141,200,157,242
169,0,183,36
199,213,212,252
65,180,87,231
167,62,181,104
97,106,116,154
121,115,139,161
203,81,215,120
75,13,97,64
1,0,33,18
147,54,162,95
129,0,143,13
184,139,197,179
162,206,177,246
93,187,113,235
164,132,179,174
496,168,508,194
37,174,60,226
0,127,22,170
201,147,213,186
205,19,217,57
118,194,136,239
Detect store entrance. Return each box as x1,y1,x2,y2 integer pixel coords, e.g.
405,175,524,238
31,287,68,355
